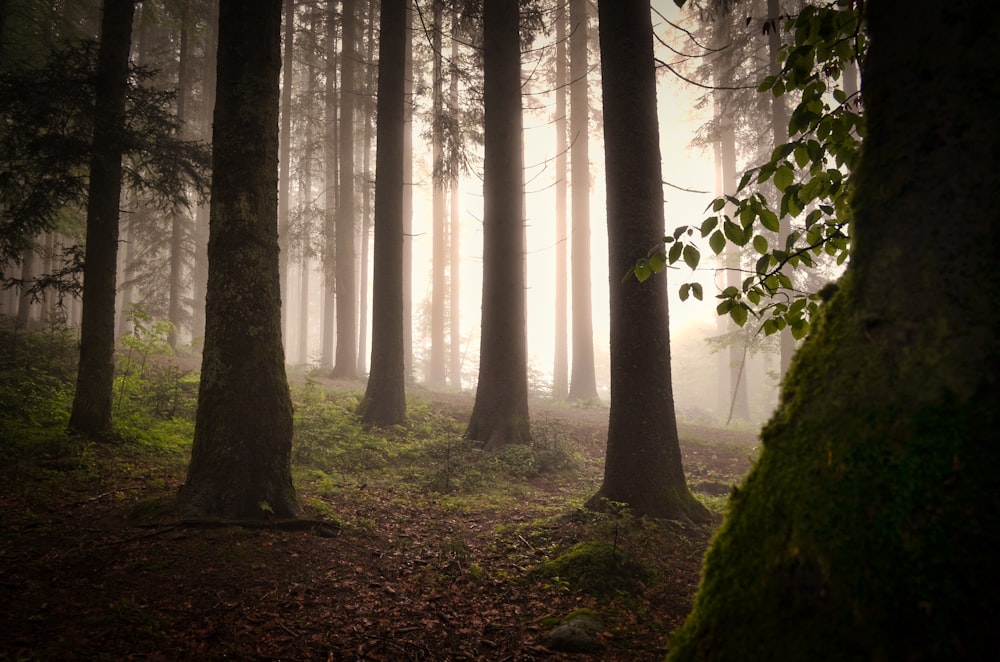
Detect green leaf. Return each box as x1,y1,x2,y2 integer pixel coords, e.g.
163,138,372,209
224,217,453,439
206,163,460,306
700,217,718,236
739,205,756,227
731,303,749,327
679,283,691,301
759,207,780,232
712,197,726,212
774,165,794,192
723,220,746,245
683,244,700,270
667,241,683,264
634,262,651,282
691,283,703,300
649,252,666,273
763,318,778,335
709,230,727,255
753,234,769,255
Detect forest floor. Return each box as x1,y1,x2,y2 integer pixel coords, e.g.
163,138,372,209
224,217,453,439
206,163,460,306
0,378,758,661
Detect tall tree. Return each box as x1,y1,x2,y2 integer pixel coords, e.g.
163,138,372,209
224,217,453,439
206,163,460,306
465,0,530,451
402,0,414,381
358,0,407,427
586,0,711,523
566,0,597,402
278,0,294,343
167,0,192,350
427,0,447,388
668,1,999,658
447,32,462,389
178,0,299,520
551,0,568,401
332,0,358,378
357,0,377,376
321,2,338,372
68,0,136,438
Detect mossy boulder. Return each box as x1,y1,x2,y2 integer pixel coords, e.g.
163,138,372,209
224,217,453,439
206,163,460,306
537,541,653,598
543,610,606,654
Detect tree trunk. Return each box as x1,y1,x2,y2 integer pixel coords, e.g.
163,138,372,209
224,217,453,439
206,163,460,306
68,0,136,438
16,244,36,327
668,1,1000,658
586,0,711,524
466,0,530,452
357,0,376,377
552,1,568,401
566,0,597,403
332,0,358,379
321,3,338,373
428,0,447,388
278,0,294,345
402,0,414,381
713,10,750,423
358,0,407,427
167,0,191,351
448,32,462,390
179,0,299,521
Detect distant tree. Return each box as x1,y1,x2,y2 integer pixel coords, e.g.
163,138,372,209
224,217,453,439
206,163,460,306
320,1,338,372
465,0,530,451
278,0,294,342
427,0,447,388
68,0,137,438
178,0,299,520
586,0,711,523
566,0,597,403
358,0,407,427
332,0,358,379
667,1,999,658
551,0,568,401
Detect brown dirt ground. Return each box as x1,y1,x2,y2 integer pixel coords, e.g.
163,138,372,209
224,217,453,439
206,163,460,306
0,385,758,661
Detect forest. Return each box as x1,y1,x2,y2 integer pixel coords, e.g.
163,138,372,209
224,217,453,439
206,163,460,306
1,0,996,659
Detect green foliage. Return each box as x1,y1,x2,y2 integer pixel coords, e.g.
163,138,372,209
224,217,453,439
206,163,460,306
536,540,653,598
0,40,210,290
633,1,865,339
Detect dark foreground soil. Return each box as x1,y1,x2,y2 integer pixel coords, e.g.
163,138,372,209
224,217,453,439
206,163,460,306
0,388,758,661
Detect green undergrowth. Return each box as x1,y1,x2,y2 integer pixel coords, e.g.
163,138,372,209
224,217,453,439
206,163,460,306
291,378,587,511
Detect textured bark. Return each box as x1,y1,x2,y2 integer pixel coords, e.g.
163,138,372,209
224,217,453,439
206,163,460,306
566,0,597,403
466,0,530,451
402,0,414,381
358,0,407,427
586,0,710,523
668,2,1000,658
68,0,136,438
178,0,299,521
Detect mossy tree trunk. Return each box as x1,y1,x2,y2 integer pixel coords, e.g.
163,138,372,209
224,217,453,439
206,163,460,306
586,0,711,524
668,2,1000,658
358,0,407,427
69,0,135,439
466,0,530,452
178,0,300,521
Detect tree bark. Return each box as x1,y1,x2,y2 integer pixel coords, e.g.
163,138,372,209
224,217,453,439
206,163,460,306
358,0,407,427
402,0,414,382
466,0,530,451
68,0,136,438
586,0,711,523
668,1,1000,657
278,0,294,345
428,0,447,388
178,0,299,520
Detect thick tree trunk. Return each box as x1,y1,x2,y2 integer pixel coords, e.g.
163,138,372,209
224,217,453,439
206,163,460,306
68,0,136,438
178,0,299,521
466,0,530,452
668,2,1000,658
358,0,407,427
566,0,597,403
586,0,710,524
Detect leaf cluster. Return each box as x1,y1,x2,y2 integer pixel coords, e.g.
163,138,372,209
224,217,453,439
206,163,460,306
635,1,865,340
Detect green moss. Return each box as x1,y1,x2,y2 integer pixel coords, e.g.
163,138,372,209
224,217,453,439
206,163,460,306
536,541,653,598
